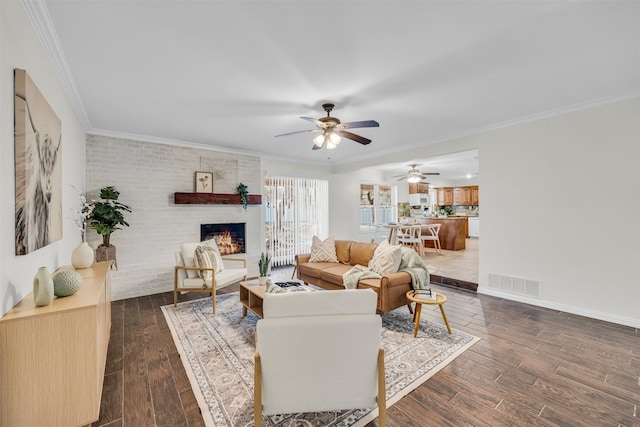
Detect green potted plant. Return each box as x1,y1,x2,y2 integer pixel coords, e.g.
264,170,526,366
236,183,249,209
87,186,132,247
258,251,271,285
399,202,411,220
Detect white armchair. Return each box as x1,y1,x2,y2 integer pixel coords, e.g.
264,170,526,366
174,239,247,313
253,289,386,426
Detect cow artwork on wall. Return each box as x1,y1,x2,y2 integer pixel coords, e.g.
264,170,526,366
14,68,62,255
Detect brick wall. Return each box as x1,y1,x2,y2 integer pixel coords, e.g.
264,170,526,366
86,135,262,300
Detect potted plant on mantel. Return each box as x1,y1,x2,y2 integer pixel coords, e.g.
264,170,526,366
258,251,271,285
87,186,132,247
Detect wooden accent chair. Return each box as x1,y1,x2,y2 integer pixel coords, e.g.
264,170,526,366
254,289,386,426
174,240,247,313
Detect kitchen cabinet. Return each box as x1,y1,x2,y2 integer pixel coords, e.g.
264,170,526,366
436,188,453,205
408,182,429,194
453,187,471,205
471,186,479,205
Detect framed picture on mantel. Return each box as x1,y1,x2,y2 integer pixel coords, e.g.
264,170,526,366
195,171,213,193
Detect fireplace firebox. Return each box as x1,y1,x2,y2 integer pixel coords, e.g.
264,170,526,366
201,223,246,255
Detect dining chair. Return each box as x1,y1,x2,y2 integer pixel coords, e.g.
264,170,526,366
420,223,442,255
397,225,424,257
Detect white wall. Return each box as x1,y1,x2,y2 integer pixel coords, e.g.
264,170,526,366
1,2,86,317
330,97,640,327
86,135,263,300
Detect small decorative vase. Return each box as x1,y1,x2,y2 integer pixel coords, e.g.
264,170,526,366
71,241,94,269
53,271,83,297
33,266,54,306
259,276,268,286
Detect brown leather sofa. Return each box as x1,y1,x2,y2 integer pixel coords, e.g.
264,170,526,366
295,240,413,313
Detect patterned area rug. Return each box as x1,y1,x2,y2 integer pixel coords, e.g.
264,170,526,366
161,293,479,427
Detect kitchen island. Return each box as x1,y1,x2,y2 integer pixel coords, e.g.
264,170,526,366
415,217,467,251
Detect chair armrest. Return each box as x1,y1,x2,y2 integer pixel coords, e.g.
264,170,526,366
381,271,412,287
296,254,311,264
221,257,247,268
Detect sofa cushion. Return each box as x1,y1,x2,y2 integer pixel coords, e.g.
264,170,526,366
335,240,352,264
319,265,354,286
180,267,247,289
298,262,338,279
309,236,338,263
349,242,378,267
368,239,402,275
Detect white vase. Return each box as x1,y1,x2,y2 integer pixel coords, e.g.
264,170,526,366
259,276,268,286
33,266,54,306
71,241,94,269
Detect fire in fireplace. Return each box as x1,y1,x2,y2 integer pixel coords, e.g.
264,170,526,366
201,223,246,255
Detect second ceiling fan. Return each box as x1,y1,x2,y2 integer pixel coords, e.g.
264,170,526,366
393,164,440,183
275,103,379,150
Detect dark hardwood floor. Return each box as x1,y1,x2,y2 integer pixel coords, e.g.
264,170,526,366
94,273,640,427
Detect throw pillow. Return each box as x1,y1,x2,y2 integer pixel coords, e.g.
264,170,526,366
309,235,338,263
194,245,215,280
181,239,223,279
368,239,402,275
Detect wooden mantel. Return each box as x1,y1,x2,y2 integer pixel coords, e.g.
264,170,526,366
174,192,262,205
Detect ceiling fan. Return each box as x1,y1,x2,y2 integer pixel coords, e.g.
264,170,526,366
393,164,440,183
274,103,379,150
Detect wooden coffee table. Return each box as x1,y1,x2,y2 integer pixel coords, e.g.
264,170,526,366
406,290,452,337
239,279,267,319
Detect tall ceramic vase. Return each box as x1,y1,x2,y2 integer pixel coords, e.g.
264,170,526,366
71,241,94,269
33,266,54,306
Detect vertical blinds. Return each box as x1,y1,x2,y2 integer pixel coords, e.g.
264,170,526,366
265,176,329,267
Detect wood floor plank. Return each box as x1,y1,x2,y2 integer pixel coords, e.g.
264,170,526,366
150,376,188,427
180,389,206,427
93,371,122,427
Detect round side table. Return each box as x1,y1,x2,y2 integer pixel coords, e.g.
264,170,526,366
406,290,452,337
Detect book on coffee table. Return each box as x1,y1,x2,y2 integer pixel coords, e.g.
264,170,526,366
410,289,437,301
274,281,314,292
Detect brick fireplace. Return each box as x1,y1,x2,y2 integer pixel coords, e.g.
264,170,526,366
201,223,246,255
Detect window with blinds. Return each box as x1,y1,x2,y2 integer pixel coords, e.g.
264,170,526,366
265,176,329,267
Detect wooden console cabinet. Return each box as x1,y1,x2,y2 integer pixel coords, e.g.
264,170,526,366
0,262,111,427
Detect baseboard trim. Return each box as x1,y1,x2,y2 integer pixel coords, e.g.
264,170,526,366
478,287,640,329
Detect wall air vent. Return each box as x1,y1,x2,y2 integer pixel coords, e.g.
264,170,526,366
487,273,540,298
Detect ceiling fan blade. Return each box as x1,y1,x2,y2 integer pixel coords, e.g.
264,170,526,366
338,120,380,129
336,130,371,145
274,129,321,138
421,172,440,176
396,176,407,181
300,116,324,127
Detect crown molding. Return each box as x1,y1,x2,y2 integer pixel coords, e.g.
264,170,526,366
21,0,91,130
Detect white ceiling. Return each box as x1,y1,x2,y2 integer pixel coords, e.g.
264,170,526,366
39,1,640,177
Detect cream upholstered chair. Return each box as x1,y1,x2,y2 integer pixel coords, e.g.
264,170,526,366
254,289,386,427
174,239,247,313
420,223,442,254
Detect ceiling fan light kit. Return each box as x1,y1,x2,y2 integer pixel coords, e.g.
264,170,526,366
275,103,379,151
394,164,441,182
